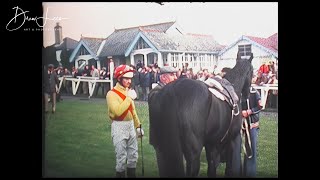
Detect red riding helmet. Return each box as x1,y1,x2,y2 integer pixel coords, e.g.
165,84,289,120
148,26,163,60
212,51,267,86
114,65,135,79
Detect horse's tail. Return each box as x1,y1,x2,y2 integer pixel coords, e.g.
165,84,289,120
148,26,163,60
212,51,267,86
157,84,185,177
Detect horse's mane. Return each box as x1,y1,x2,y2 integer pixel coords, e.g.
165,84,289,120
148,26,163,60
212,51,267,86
224,59,253,97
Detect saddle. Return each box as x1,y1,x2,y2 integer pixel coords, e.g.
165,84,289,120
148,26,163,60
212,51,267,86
204,77,239,109
205,77,240,143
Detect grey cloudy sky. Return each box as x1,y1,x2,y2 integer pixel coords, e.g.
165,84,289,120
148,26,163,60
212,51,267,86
43,2,278,47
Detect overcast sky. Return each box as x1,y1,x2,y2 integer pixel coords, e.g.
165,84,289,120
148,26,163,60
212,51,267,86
42,2,278,48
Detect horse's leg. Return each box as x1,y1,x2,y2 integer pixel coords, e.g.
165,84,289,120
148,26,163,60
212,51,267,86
154,147,166,177
205,145,220,177
181,132,203,177
184,147,202,177
154,146,185,177
225,133,242,177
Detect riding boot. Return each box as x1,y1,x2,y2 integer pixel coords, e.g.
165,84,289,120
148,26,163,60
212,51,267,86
115,171,125,178
127,168,136,178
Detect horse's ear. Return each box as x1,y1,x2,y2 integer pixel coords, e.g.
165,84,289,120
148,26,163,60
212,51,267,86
248,53,253,62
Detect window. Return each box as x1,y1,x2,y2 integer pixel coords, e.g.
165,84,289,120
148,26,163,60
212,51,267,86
79,45,89,55
134,38,151,50
238,44,252,56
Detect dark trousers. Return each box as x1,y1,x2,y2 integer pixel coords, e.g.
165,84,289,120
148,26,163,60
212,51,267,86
44,92,56,112
95,82,107,97
243,128,259,177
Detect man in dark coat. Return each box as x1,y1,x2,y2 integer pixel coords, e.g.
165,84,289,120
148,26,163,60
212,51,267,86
241,87,262,177
44,64,59,113
148,66,177,176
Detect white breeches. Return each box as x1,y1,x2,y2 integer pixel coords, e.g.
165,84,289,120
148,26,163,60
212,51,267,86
111,120,138,172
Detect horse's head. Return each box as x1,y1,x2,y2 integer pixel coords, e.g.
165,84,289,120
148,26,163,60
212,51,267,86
224,53,253,100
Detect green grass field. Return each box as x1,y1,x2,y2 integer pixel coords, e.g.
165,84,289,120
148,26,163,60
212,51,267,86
43,98,278,177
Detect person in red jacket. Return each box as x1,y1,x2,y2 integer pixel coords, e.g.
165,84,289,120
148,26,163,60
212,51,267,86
258,61,270,75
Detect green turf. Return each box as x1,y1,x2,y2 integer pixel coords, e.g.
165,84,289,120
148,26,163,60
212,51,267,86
44,99,278,177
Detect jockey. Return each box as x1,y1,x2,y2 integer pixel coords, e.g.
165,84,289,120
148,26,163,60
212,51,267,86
106,64,144,178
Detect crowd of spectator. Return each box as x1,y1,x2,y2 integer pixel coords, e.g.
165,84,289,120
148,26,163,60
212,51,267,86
54,58,278,109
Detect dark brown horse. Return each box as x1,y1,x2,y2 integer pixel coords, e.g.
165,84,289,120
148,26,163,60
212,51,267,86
148,57,253,177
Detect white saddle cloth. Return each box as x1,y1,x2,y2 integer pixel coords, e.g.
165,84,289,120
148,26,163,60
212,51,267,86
204,78,223,91
208,88,225,101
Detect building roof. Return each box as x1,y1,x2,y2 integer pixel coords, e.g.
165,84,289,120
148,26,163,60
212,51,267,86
64,37,79,49
99,21,175,57
267,33,278,45
69,36,106,62
81,36,106,55
246,33,278,54
100,21,223,57
219,33,278,58
52,37,79,50
141,30,223,52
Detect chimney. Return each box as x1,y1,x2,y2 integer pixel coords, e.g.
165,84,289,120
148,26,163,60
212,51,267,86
54,22,63,45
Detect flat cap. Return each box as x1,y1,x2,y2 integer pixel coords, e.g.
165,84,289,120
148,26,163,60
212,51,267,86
160,66,177,74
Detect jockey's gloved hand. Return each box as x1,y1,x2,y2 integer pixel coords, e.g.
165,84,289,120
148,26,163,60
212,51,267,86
128,89,137,100
136,127,144,137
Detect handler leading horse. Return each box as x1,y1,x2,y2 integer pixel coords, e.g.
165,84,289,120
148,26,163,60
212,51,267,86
148,55,253,177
